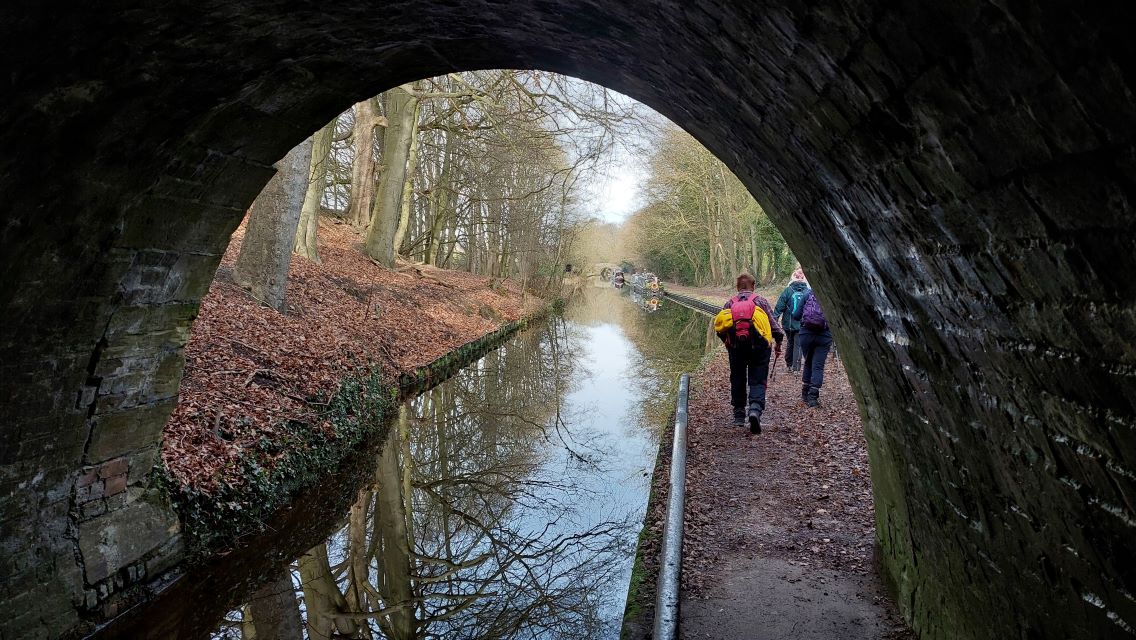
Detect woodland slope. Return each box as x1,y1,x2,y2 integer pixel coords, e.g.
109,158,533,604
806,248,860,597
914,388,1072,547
162,218,537,492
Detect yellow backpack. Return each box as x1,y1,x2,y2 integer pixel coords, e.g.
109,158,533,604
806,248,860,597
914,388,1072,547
750,307,774,345
713,309,734,334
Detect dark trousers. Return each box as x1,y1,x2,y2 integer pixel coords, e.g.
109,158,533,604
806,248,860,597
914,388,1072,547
784,329,801,370
727,341,771,410
799,329,833,389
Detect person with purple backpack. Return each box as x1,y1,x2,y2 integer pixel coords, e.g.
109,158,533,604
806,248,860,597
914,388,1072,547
798,288,833,408
717,273,784,433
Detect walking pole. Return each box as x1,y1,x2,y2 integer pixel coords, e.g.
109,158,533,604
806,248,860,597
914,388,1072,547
771,343,781,381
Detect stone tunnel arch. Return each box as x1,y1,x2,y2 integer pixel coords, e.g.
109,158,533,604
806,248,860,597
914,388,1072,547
2,2,1135,638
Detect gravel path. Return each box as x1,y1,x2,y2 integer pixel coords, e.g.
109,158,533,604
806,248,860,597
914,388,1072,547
678,350,914,639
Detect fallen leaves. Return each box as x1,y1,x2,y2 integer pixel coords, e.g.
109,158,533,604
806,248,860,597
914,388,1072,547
677,349,898,600
162,218,530,494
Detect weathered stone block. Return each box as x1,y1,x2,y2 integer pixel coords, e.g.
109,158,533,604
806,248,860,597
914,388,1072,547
76,481,104,504
76,468,99,488
143,533,185,578
98,458,128,479
86,400,177,464
77,497,181,584
81,499,108,519
92,351,185,413
117,195,244,254
103,474,127,496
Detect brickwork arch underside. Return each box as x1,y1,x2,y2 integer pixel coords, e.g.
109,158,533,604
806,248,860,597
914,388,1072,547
1,2,1134,638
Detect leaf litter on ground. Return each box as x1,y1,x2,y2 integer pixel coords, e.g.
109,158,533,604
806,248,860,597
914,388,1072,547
162,218,538,494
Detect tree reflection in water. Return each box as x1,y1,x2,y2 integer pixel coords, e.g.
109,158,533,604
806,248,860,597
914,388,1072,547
214,290,711,639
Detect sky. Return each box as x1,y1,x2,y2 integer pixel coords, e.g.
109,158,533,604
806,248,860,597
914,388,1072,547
587,159,646,224
547,75,658,226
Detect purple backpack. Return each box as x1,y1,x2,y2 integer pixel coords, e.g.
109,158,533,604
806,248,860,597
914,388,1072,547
801,291,828,331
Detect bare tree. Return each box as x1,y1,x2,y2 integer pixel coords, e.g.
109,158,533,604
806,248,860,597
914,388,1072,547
365,84,420,265
232,137,312,311
293,118,337,262
278,71,654,289
345,97,383,227
629,124,792,285
245,570,304,640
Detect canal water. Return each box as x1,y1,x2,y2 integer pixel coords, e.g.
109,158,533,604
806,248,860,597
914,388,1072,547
99,287,715,639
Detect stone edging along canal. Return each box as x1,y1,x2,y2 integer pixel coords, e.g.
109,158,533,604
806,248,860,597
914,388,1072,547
158,301,559,557
620,404,677,639
661,289,723,315
622,294,717,639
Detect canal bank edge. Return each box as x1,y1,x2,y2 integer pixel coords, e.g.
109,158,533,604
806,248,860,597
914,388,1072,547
621,405,675,639
396,297,561,395
156,299,559,558
622,348,720,639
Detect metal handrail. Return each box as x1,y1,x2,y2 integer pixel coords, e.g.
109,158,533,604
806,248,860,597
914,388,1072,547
653,373,690,640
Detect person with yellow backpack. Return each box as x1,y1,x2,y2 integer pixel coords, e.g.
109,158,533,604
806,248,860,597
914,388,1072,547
714,273,784,433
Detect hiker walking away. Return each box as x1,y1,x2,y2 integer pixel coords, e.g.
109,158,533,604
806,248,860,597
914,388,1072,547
714,273,784,433
798,288,833,408
773,268,810,372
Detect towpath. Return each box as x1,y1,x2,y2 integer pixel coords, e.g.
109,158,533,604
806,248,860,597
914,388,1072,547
677,349,914,639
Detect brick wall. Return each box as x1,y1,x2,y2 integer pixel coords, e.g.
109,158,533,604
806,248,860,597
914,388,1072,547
0,1,1133,637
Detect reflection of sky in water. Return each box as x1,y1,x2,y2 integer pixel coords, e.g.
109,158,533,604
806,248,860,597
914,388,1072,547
211,289,709,640
524,322,659,635
558,323,655,518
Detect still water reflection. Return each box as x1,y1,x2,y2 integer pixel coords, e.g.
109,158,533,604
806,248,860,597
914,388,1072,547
204,288,712,639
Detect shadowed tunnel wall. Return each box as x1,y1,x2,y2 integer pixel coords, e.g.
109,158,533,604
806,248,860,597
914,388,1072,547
1,2,1135,638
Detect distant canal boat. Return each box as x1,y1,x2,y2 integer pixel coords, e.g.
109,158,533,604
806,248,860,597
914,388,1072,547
629,272,663,294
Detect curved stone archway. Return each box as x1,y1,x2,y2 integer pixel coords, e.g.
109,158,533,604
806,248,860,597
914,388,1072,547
2,2,1134,637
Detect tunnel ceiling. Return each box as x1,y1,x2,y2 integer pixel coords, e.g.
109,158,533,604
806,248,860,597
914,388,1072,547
2,2,1135,638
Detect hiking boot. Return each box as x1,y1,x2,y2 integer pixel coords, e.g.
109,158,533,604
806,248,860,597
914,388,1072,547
732,406,746,427
801,385,810,404
805,387,820,408
747,404,762,434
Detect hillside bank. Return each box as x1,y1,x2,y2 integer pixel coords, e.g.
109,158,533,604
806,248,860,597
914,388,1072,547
159,218,545,549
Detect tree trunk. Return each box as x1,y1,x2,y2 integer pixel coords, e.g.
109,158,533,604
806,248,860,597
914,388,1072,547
392,100,422,257
719,188,739,277
345,489,372,624
299,544,359,639
247,570,304,640
233,137,311,311
749,223,759,276
441,223,459,268
365,85,419,266
705,195,720,285
498,235,510,278
374,406,415,640
293,118,336,262
486,185,501,276
466,199,479,273
423,131,455,267
346,97,382,228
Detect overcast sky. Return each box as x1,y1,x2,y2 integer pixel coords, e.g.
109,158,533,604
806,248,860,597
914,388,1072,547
586,157,646,224
528,74,660,226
